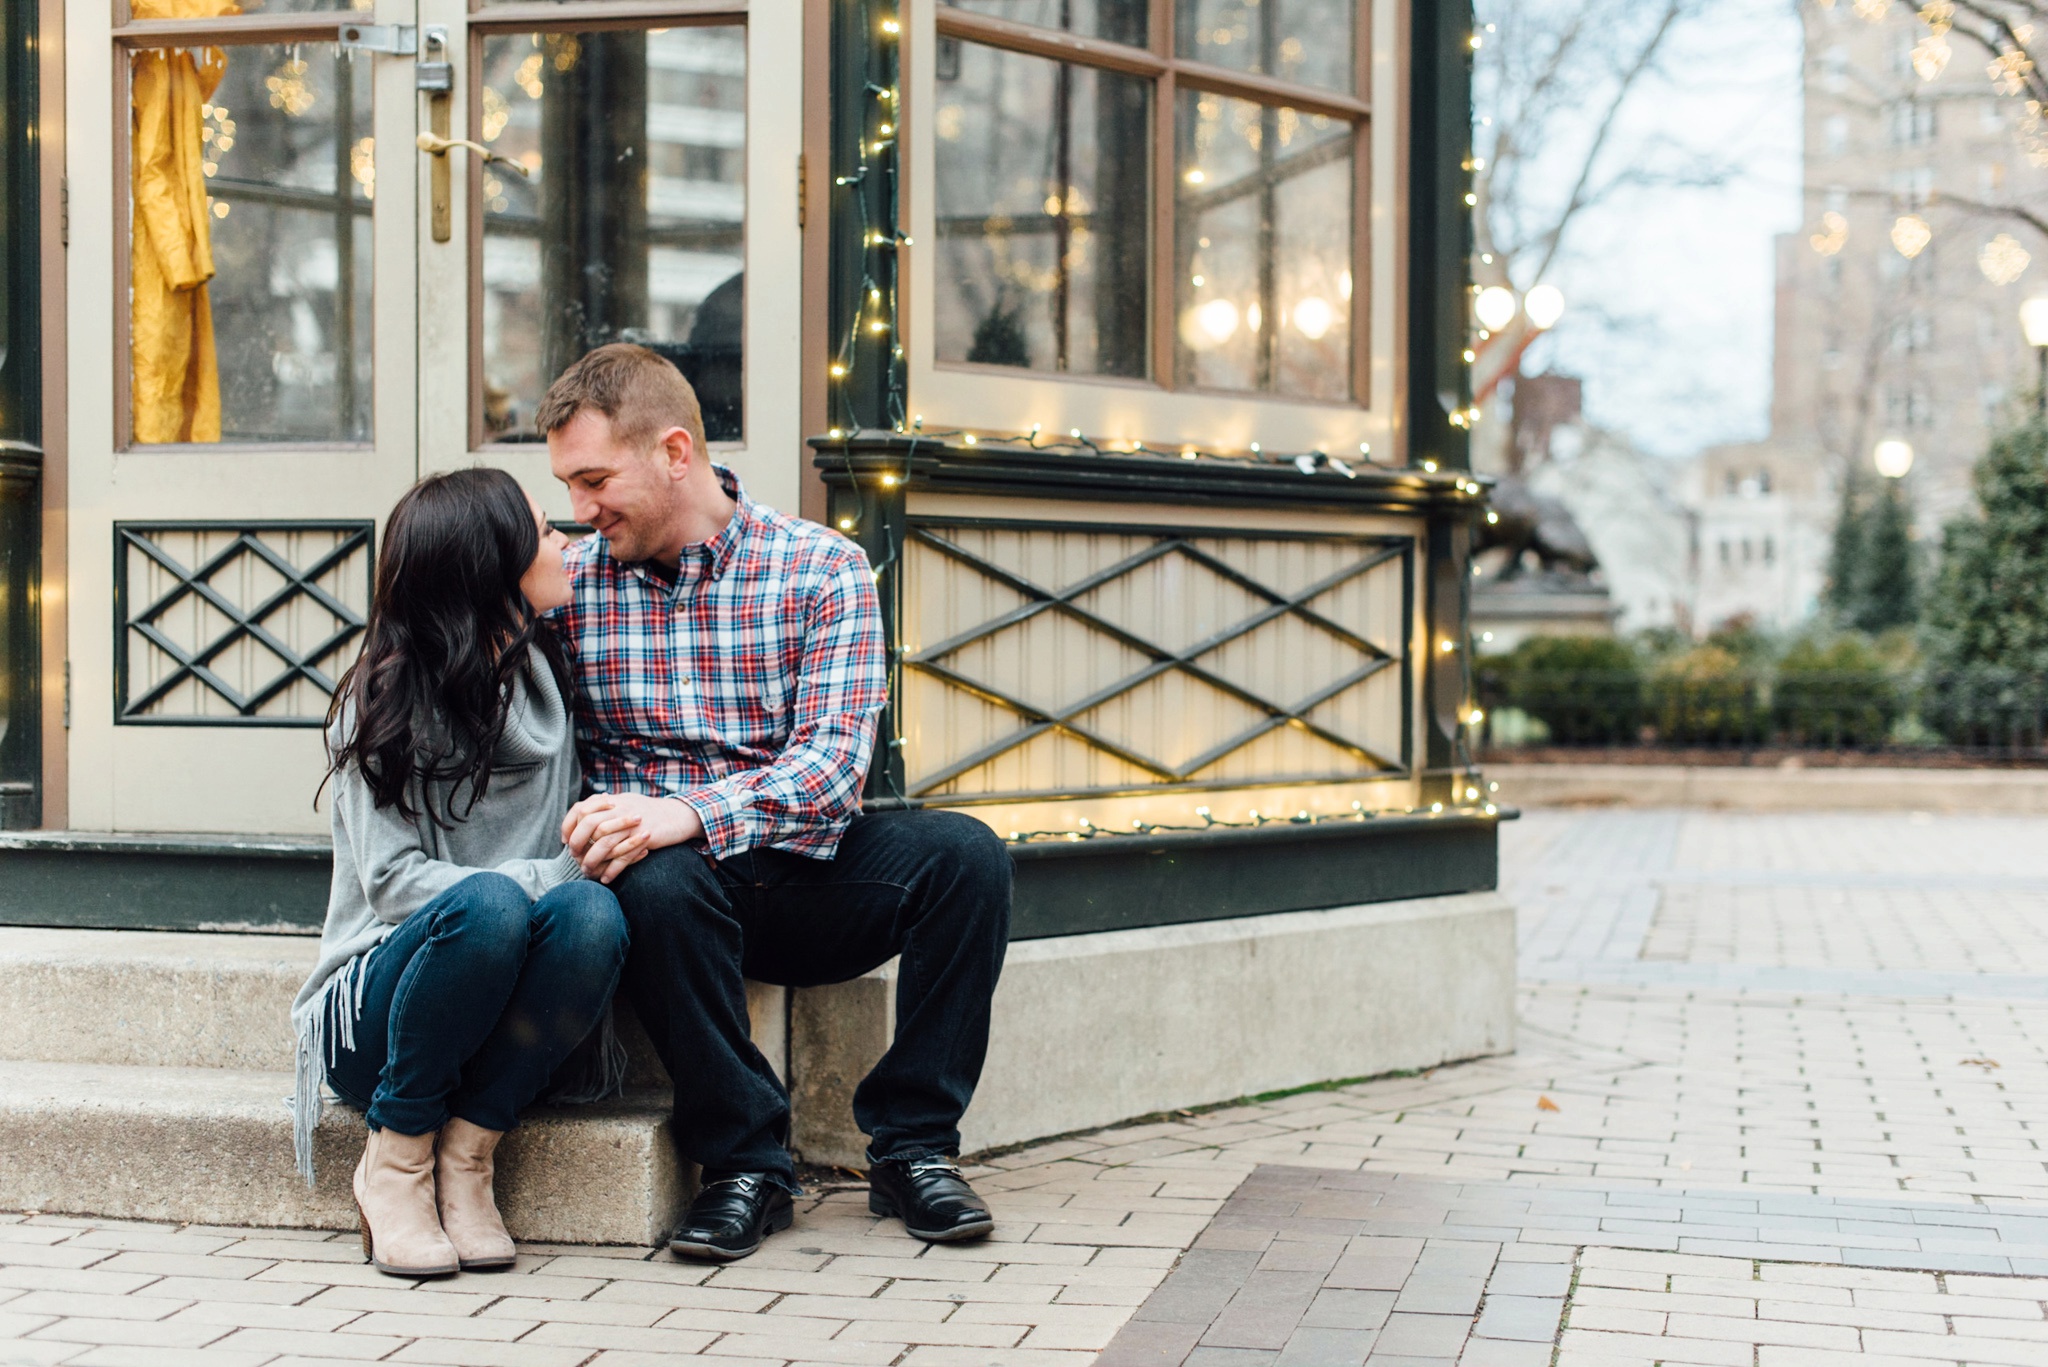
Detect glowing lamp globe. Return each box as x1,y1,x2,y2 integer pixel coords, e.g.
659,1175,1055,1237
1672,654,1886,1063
1872,437,1914,480
1473,286,1517,332
1524,283,1565,329
2022,295,2048,347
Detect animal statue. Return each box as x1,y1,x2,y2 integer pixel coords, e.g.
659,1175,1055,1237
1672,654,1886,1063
1476,474,1599,580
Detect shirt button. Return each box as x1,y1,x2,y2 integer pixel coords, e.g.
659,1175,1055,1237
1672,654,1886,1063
680,676,692,685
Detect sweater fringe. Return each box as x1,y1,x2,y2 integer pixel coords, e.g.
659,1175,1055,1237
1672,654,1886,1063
291,946,373,1186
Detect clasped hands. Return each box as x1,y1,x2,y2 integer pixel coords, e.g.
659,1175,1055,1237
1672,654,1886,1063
561,792,704,883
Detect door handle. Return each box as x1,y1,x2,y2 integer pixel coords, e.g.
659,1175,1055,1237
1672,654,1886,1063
417,132,529,243
415,133,532,178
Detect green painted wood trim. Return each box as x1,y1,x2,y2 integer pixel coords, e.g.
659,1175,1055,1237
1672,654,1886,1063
0,812,1504,938
1008,809,1503,938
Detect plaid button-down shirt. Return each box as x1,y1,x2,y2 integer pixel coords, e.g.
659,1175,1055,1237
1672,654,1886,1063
548,467,886,861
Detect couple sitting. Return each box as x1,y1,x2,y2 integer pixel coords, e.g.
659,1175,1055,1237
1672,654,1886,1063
290,344,1011,1276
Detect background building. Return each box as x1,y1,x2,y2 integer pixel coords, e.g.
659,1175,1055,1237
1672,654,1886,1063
1778,0,2048,534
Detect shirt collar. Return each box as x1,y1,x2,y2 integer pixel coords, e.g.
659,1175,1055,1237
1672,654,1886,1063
626,464,750,588
699,465,749,582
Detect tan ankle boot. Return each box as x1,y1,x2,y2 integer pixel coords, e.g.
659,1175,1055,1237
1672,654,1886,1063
435,1117,517,1270
354,1126,460,1277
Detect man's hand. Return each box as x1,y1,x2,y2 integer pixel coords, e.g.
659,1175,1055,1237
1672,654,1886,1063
562,793,706,884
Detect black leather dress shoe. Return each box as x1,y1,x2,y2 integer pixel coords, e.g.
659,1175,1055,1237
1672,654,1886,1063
868,1157,994,1242
667,1173,794,1262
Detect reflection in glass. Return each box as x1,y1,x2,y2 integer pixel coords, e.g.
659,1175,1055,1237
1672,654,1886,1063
1175,89,1351,399
129,42,372,443
934,42,1150,379
1175,0,1352,94
133,0,367,18
942,0,1147,45
479,27,745,442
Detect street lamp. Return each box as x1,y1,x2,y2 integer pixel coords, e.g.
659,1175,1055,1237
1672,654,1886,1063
1524,284,1566,330
1872,437,1914,479
2021,295,2048,419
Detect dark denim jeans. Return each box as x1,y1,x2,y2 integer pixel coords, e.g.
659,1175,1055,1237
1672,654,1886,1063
609,809,1012,1187
328,872,629,1136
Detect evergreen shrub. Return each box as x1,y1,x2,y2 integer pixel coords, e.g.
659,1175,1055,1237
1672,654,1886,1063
1772,635,1900,749
1485,635,1642,745
1648,644,1761,745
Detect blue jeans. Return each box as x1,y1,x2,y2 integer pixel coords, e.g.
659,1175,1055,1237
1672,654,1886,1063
610,809,1012,1188
328,873,629,1136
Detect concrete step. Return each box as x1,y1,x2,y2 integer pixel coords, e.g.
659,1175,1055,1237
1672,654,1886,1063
0,1059,684,1245
0,926,777,1088
0,926,790,1245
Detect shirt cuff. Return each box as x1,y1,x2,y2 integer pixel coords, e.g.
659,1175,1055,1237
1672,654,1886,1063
675,785,750,860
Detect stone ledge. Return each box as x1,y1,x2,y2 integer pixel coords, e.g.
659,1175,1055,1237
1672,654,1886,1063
0,926,782,1087
1489,762,2048,813
0,1059,684,1245
791,891,1519,1166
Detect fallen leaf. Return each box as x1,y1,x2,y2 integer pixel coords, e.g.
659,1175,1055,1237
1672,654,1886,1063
1961,1058,2002,1069
1536,1095,1561,1112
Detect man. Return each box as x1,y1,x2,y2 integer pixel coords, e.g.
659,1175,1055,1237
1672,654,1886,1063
538,344,1011,1262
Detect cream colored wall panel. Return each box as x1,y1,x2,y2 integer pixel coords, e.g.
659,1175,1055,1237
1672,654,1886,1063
1197,619,1375,711
900,514,1417,803
940,614,1149,714
1073,556,1267,656
900,539,1031,650
928,728,1154,802
907,493,1418,539
1074,671,1266,773
1194,723,1364,784
108,730,332,835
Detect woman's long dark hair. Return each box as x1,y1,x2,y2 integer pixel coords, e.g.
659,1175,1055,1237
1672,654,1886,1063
324,468,569,827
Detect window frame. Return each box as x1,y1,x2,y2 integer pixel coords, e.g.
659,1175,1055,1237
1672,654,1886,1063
461,0,753,454
918,0,1373,411
110,6,389,455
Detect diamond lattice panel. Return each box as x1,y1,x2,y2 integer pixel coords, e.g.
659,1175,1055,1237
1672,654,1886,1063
900,522,1410,801
118,523,372,725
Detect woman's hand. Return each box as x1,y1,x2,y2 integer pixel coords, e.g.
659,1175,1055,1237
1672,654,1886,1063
563,793,706,883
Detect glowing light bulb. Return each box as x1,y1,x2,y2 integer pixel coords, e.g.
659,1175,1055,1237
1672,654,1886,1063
1525,283,1565,329
1294,296,1334,340
1474,286,1517,331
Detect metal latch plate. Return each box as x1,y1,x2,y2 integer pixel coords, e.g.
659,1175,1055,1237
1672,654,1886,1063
338,22,418,55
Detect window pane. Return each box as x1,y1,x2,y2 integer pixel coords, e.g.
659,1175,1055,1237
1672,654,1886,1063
1175,89,1351,399
129,44,372,444
1175,0,1353,94
941,0,1147,45
479,27,745,443
132,0,363,17
934,42,1150,380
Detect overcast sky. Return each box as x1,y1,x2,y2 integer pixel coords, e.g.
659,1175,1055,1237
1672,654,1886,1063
1503,0,1805,460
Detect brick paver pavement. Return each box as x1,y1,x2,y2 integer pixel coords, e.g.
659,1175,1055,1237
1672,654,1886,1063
7,807,2048,1366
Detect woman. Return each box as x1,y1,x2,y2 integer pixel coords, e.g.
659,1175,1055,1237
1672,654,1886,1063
291,468,634,1278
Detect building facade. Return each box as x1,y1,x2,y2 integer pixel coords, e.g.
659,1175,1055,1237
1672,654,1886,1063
0,0,1517,1231
1780,0,2048,533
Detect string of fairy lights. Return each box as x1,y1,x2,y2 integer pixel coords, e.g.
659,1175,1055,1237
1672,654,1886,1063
1002,791,1504,845
823,0,909,438
818,7,1493,474
816,6,1495,825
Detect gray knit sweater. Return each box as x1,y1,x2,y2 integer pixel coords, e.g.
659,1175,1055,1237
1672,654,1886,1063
290,648,595,1179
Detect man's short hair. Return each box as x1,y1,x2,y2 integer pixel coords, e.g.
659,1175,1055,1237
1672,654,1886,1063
534,343,707,456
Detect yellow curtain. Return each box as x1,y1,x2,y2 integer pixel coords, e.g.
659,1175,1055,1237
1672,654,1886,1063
129,0,238,443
